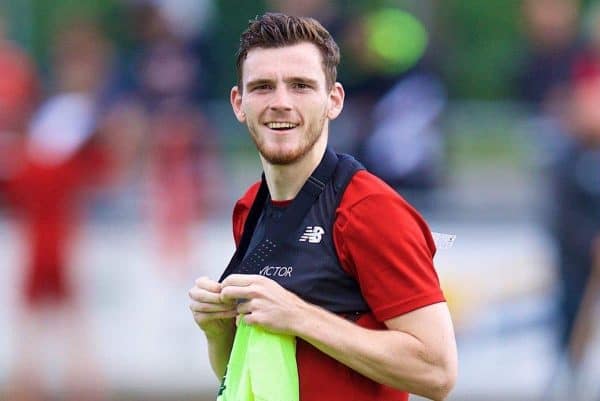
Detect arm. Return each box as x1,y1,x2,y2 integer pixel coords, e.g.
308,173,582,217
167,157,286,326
189,186,259,377
568,235,600,365
222,274,457,401
296,299,457,401
189,277,237,378
205,323,236,378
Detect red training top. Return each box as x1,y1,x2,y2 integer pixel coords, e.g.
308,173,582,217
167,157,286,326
6,141,110,307
232,169,445,401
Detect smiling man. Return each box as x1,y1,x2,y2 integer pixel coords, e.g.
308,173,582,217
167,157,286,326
189,12,457,401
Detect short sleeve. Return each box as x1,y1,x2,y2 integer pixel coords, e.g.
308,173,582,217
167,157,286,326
334,172,444,322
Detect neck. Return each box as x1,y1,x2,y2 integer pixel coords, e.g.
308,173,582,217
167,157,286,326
261,136,328,201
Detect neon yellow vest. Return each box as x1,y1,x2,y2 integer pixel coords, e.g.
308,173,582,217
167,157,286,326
217,319,299,401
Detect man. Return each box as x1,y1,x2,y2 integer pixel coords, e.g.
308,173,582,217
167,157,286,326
189,13,457,401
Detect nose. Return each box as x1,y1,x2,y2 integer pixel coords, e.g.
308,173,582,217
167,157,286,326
269,86,293,112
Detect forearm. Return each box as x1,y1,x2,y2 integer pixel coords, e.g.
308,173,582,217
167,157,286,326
205,326,236,379
293,304,455,401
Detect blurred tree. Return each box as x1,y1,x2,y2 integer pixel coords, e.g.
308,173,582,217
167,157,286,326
437,0,522,99
208,0,266,98
1,0,124,75
4,0,596,101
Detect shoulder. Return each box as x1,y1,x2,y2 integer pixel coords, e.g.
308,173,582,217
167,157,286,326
341,169,400,204
338,170,424,224
232,181,261,245
234,181,261,215
333,170,442,320
335,169,436,255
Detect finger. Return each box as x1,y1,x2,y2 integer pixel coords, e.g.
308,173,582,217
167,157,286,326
236,299,258,315
189,287,222,303
240,312,260,326
192,309,238,321
194,276,222,292
189,301,236,313
221,274,263,287
220,285,258,304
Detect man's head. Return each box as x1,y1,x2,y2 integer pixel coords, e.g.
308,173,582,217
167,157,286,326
230,13,345,166
235,12,340,92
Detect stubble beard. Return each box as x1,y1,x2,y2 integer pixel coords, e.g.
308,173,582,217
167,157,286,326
247,113,327,165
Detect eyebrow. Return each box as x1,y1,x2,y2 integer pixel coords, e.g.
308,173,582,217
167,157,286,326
284,77,319,87
245,76,320,89
246,79,274,89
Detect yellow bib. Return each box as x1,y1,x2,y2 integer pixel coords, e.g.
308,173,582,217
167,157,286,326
217,319,299,401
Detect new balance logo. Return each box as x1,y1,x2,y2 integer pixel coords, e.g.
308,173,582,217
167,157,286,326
299,226,325,243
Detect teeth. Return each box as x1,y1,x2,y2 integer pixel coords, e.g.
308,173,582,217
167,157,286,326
267,122,298,129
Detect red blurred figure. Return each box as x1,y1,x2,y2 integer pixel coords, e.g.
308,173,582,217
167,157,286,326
146,108,204,276
9,95,109,308
4,97,111,401
144,105,222,279
2,20,116,401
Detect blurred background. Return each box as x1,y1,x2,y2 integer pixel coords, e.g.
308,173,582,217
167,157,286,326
1,0,600,400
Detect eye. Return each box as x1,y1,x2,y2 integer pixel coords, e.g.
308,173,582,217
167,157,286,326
292,82,310,90
251,84,273,92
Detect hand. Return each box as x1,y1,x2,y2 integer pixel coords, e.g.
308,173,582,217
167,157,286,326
220,274,308,335
189,276,237,338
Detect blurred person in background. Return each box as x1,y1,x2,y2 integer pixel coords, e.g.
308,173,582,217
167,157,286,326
517,0,600,398
548,2,600,397
340,7,447,211
145,106,220,279
1,19,120,401
117,2,222,278
189,13,457,401
119,1,208,109
517,0,583,111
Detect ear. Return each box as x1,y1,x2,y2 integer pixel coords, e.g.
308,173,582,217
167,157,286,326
327,82,345,120
230,85,246,123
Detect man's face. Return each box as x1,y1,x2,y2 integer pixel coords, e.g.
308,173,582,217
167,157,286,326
231,42,344,165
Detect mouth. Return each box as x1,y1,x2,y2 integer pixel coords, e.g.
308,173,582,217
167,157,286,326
264,121,299,131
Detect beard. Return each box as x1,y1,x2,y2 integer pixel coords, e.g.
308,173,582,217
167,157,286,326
247,113,327,165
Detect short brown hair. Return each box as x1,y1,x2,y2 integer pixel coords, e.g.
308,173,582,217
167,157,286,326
235,12,340,90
